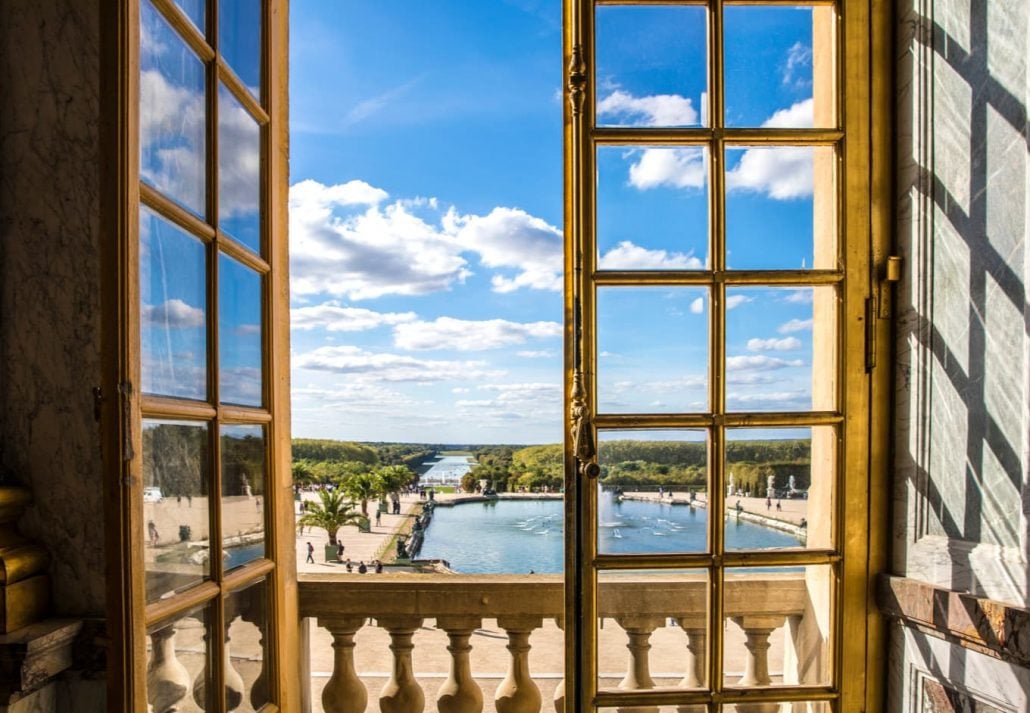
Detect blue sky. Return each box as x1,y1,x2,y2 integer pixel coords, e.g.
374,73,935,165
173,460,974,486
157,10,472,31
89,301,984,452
279,1,825,444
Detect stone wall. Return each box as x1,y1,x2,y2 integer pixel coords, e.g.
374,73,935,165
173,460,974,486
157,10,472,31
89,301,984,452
891,0,1029,708
0,0,106,617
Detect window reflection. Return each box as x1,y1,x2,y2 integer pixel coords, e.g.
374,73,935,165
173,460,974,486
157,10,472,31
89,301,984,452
140,0,206,216
218,254,263,406
221,424,266,570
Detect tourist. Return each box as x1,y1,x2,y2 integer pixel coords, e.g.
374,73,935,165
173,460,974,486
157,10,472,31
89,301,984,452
305,541,314,564
375,510,382,527
337,542,344,561
147,520,159,547
345,559,353,572
375,560,383,574
766,497,772,510
776,500,782,511
358,561,368,574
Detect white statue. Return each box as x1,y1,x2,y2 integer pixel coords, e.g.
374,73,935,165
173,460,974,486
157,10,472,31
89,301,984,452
728,472,736,498
766,474,775,498
788,475,796,492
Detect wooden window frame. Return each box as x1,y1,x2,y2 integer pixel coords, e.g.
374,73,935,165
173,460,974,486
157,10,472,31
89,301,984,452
101,1,297,711
561,1,892,711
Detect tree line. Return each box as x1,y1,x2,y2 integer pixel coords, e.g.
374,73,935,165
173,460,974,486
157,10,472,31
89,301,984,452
458,439,811,493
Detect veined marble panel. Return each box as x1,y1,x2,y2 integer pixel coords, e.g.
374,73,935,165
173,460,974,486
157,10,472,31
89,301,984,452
893,0,1029,607
888,622,1029,713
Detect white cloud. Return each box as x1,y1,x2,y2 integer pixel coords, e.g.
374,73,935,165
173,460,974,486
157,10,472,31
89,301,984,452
598,241,703,270
517,350,557,359
778,318,814,333
294,346,504,383
142,299,205,328
393,317,561,351
290,178,388,207
289,181,472,300
727,355,804,371
726,145,813,200
762,97,814,128
291,180,565,300
689,297,705,314
727,391,809,407
139,69,205,212
783,42,813,89
597,90,699,127
444,206,563,293
784,290,814,303
727,295,753,310
746,336,803,351
290,302,417,332
627,148,706,191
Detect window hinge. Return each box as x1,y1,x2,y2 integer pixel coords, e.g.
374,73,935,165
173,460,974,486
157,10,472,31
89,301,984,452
876,255,903,319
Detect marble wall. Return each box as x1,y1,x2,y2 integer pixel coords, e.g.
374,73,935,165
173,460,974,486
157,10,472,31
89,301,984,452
892,0,1029,708
893,0,1029,607
0,1,107,616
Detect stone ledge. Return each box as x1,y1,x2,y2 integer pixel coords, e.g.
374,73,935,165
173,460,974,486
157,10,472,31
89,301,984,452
878,574,1030,666
0,620,82,703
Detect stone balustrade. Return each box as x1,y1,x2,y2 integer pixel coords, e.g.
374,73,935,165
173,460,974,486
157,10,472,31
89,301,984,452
293,573,816,713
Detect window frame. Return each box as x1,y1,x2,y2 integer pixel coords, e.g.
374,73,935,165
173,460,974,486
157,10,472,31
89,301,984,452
561,0,892,711
101,1,297,710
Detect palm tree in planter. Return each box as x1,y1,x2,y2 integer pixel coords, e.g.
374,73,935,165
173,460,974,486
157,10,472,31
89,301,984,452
341,471,385,518
296,489,366,551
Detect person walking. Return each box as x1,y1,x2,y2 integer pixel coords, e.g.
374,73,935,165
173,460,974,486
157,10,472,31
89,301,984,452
357,561,368,574
305,541,314,564
375,509,382,527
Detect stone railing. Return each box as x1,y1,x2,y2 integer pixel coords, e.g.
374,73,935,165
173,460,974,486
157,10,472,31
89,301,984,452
294,573,819,713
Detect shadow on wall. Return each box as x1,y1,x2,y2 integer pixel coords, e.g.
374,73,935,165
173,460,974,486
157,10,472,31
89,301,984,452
895,1,1028,599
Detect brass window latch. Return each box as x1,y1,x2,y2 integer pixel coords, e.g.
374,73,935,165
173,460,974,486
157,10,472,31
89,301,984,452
877,255,903,319
866,255,902,372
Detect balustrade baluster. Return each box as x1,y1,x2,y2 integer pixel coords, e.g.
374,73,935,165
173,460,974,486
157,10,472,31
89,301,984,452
495,615,542,713
379,615,426,713
613,615,663,713
319,616,368,713
436,616,484,713
553,617,564,713
732,615,784,713
674,617,707,690
191,621,245,710
147,624,190,713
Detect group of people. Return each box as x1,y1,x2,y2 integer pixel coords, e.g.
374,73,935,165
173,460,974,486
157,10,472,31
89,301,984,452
342,558,383,574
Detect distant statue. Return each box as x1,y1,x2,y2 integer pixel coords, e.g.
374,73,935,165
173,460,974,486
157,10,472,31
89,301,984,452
788,475,796,492
240,472,252,498
766,474,775,498
727,473,735,498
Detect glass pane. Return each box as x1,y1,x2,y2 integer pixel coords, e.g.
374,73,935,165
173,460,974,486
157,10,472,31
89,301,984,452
145,603,213,711
221,424,266,569
597,288,709,414
596,5,707,127
140,207,208,400
218,253,263,406
725,427,835,551
725,286,837,412
226,577,271,710
725,145,836,270
142,420,210,604
219,0,262,94
598,431,709,555
723,565,834,688
174,0,205,33
725,5,835,129
597,146,709,271
597,569,710,695
218,83,261,252
141,0,207,216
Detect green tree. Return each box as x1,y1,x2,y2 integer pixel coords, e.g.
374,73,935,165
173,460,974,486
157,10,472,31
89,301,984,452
376,464,414,494
296,489,365,546
341,471,385,516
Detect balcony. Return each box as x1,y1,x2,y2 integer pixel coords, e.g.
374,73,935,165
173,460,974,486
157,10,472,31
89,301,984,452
142,571,829,712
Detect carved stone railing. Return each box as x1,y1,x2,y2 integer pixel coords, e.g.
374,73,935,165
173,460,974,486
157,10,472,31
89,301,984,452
290,573,817,713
